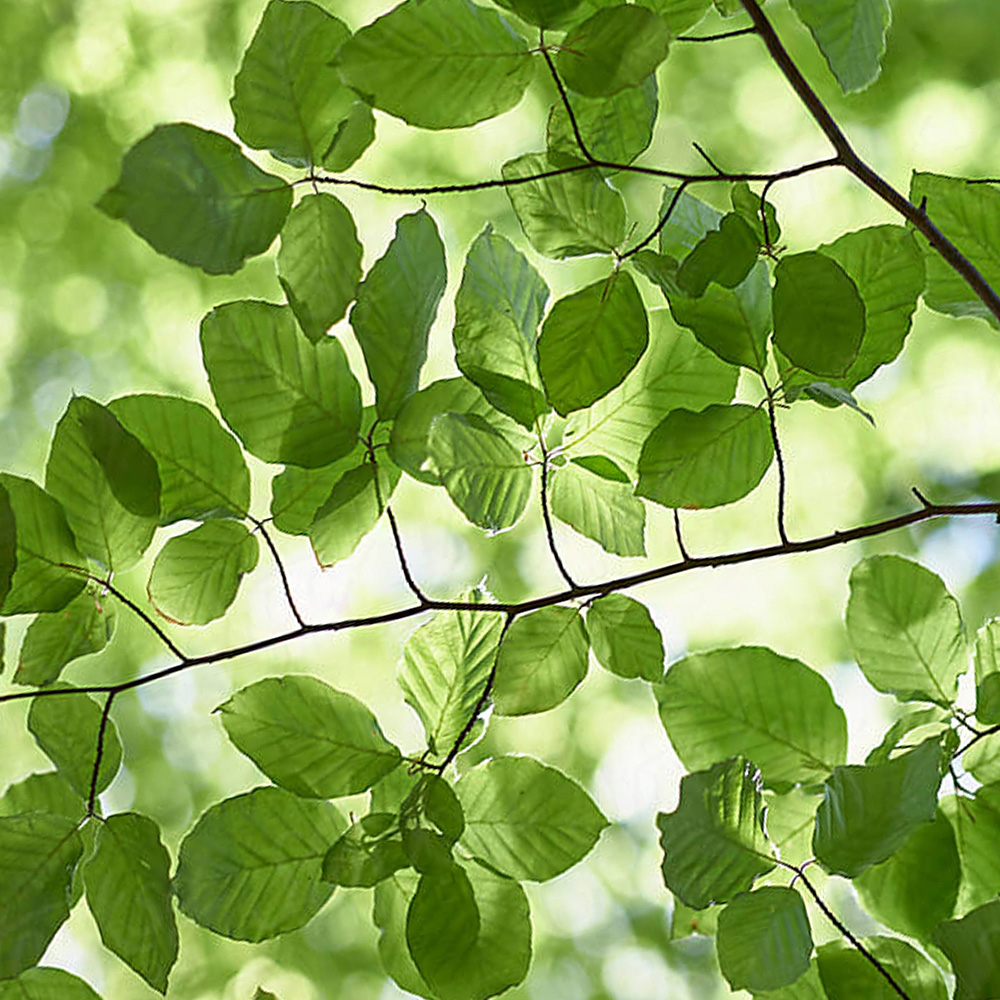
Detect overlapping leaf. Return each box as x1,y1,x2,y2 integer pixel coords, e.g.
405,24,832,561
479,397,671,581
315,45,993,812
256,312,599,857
817,937,946,1000
934,900,1000,1000
587,594,664,680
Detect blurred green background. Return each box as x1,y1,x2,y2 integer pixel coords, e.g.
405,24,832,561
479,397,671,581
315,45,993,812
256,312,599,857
2,0,1000,997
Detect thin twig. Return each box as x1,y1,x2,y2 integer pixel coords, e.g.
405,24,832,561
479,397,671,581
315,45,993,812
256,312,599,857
386,506,430,605
673,509,691,562
958,722,1000,756
87,692,116,816
539,448,577,590
762,378,790,544
738,0,1000,324
621,181,689,259
693,142,725,176
676,26,757,42
540,34,596,164
251,518,307,628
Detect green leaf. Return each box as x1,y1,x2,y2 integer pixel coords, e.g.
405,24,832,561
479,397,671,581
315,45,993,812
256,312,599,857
456,755,608,881
773,252,865,377
731,181,782,247
423,777,465,843
794,382,875,425
677,213,760,297
98,123,291,274
399,596,506,758
335,0,535,129
230,0,356,168
378,865,532,1000
322,814,409,887
277,193,363,342
813,737,942,877
587,594,664,680
817,937,946,1000
909,174,1000,326
174,786,345,941
845,554,966,705
788,0,891,94
309,460,400,567
45,397,158,571
549,461,646,557
669,259,772,371
975,620,1000,724
557,6,671,97
538,271,649,416
639,0,712,33
637,403,774,509
494,0,584,28
147,520,258,625
656,646,847,786
547,76,657,166
0,474,85,615
453,228,549,428
755,961,828,1000
941,785,1000,913
0,487,14,613
670,897,720,939
217,675,402,798
350,209,447,420
962,731,1000,784
109,394,251,524
16,590,116,687
854,808,959,943
717,887,813,992
493,606,589,715
562,315,738,477
657,757,775,909
428,413,532,532
83,813,177,994
28,689,122,799
201,300,362,468
320,100,376,172
0,968,103,1000
0,772,84,822
502,153,626,258
934,900,1000,1000
866,706,949,766
389,377,531,486
658,186,722,257
765,788,823,868
0,812,83,978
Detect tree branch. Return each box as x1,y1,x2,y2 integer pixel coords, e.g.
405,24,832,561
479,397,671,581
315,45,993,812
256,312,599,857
539,34,596,164
539,449,577,590
762,379,790,544
251,518,307,628
676,27,757,43
87,692,116,816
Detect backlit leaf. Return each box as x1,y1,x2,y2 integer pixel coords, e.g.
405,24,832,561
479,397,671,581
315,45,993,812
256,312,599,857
817,937,946,1000
587,594,664,680
933,900,1000,1000
0,968,103,1000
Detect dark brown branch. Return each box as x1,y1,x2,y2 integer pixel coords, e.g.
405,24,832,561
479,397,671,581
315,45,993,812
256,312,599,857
621,181,689,259
540,451,577,590
540,35,596,164
676,26,757,42
6,498,999,708
87,692,116,816
763,381,790,544
738,0,1000,325
251,518,307,629
386,506,430,605
957,722,1000,757
673,508,691,562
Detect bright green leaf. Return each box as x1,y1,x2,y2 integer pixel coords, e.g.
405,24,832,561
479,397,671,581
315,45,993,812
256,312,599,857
866,707,949,766
84,813,177,994
453,227,549,428
0,812,83,978
277,193,363,342
941,785,1000,913
677,213,760,297
975,619,1000,724
350,209,447,420
502,153,626,258
717,887,813,992
230,0,356,168
845,554,966,705
813,737,942,877
557,6,671,97
322,814,409,887
320,100,375,172
0,968,103,1000
788,0,891,94
110,394,251,523
587,594,664,680
657,646,847,786
817,937,946,1000
934,899,1000,1000
637,403,774,509
16,590,115,687
399,595,506,758
494,0,583,28
428,413,532,532
335,0,535,129
201,300,362,468
147,520,258,625
854,808,959,942
538,271,649,416
493,606,589,715
657,756,775,909
174,786,345,941
731,181,781,247
773,252,865,377
217,675,402,798
0,772,84,822
98,123,291,274
28,689,122,799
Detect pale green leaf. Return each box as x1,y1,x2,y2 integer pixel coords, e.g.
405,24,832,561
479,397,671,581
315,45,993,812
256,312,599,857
636,403,774,509
587,594,664,680
845,554,966,705
934,900,1000,1000
217,675,402,798
174,786,345,941
322,814,409,887
98,123,291,274
335,0,535,130
941,785,1000,913
755,961,828,1000
350,209,446,420
456,755,608,881
147,520,258,625
201,300,362,468
975,619,1000,724
659,186,722,257
657,646,847,786
278,193,362,342
493,606,590,715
